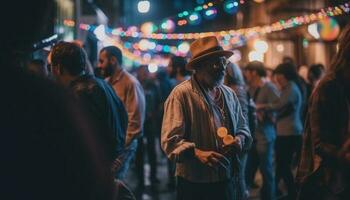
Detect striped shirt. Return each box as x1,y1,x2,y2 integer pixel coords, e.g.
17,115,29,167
161,76,251,183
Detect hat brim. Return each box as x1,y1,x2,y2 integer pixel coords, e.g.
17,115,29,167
186,50,233,70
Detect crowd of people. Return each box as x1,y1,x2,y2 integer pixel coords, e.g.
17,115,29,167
1,1,350,200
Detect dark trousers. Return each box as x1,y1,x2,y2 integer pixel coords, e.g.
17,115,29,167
135,120,158,187
257,139,276,200
275,135,302,200
177,177,236,200
245,140,259,188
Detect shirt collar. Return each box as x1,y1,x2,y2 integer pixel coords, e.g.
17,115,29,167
108,68,125,84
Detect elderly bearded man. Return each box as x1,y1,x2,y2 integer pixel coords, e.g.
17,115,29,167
161,36,252,200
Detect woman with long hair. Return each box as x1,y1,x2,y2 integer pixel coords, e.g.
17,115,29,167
296,23,350,200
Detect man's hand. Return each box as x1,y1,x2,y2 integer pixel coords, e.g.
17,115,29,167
194,148,229,168
222,135,243,152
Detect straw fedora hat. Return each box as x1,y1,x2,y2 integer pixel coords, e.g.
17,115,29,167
186,36,233,70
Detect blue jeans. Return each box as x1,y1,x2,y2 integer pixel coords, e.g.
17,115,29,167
115,140,138,180
256,137,276,200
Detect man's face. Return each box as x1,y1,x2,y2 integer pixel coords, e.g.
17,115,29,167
167,60,176,78
244,70,254,84
198,56,228,87
244,70,259,86
98,51,115,78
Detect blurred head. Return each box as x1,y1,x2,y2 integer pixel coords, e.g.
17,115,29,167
307,64,325,84
274,62,299,88
137,65,149,81
244,61,266,85
98,46,123,78
282,56,295,65
225,62,245,86
167,55,189,78
50,42,86,85
27,59,48,77
328,22,350,78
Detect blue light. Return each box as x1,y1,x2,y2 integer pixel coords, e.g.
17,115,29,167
124,42,132,49
163,45,171,52
189,14,199,21
204,8,217,20
224,0,239,14
188,12,201,25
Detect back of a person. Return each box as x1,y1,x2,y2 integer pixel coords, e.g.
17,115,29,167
71,74,127,160
276,81,303,136
1,69,115,200
255,81,279,141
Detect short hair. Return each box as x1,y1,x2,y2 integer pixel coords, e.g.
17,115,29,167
274,62,299,81
170,56,189,76
51,42,86,76
245,61,266,77
308,64,324,80
100,46,123,66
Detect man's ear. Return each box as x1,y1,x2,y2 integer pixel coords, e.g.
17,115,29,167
110,56,119,67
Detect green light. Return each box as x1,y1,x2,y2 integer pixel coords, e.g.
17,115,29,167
183,11,189,16
195,6,203,11
178,13,183,17
226,3,234,9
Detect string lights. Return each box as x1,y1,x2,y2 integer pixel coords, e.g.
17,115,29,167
74,2,350,66
79,3,349,41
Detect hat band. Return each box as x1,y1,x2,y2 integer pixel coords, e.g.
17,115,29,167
192,46,223,60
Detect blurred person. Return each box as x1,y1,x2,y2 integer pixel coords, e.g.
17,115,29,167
225,62,254,199
72,40,95,76
166,55,191,188
0,1,115,199
297,23,350,200
26,58,48,77
303,64,326,118
98,46,146,179
298,65,309,84
265,67,275,83
258,62,304,200
50,41,128,169
161,36,251,200
244,61,279,200
306,64,325,96
50,42,135,199
167,55,191,86
135,65,161,190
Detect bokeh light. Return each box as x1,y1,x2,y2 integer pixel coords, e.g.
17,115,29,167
178,42,190,54
253,40,268,53
138,1,150,13
141,22,157,34
161,19,176,33
224,0,239,14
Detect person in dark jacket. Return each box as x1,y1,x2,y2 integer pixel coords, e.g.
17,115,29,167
50,41,128,167
1,1,116,199
296,22,350,200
